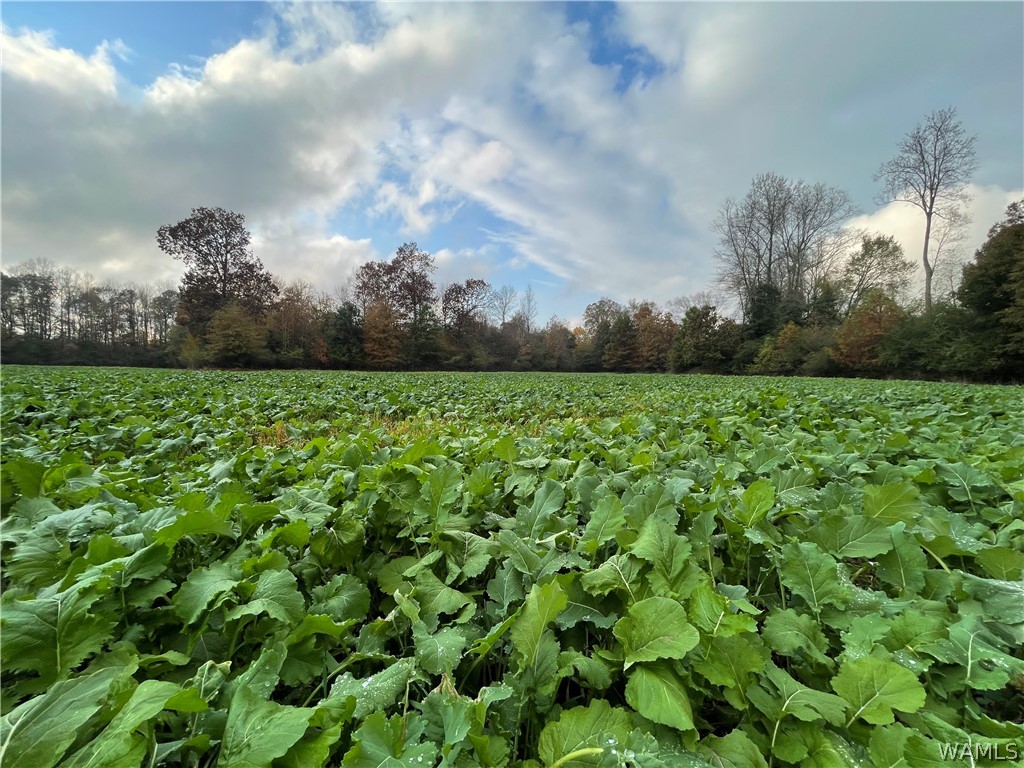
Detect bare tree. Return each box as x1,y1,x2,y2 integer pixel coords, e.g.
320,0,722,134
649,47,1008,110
874,107,977,311
666,289,727,322
713,173,855,317
489,284,518,327
518,285,538,333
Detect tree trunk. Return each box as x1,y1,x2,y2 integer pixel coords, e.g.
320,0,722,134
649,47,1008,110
922,211,934,313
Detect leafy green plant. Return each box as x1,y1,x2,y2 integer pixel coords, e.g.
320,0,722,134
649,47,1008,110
2,367,1022,767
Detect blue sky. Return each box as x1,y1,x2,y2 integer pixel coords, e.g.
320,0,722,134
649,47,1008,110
3,2,1022,323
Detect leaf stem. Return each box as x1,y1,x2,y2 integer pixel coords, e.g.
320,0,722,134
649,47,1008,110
550,747,604,768
300,655,358,707
919,542,951,573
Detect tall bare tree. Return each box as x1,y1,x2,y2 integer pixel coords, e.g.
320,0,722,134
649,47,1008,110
488,284,518,327
874,107,977,311
518,285,538,334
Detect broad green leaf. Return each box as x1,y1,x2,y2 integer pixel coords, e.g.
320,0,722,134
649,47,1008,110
5,532,72,588
262,519,310,549
622,482,681,531
883,609,947,659
226,643,287,702
287,614,354,645
416,464,462,528
962,574,1024,625
753,663,847,725
556,576,617,630
778,725,852,768
497,529,543,576
173,561,241,624
862,482,923,525
558,651,612,690
510,580,567,685
875,530,926,595
0,665,126,768
774,468,817,508
624,661,694,732
809,514,894,559
277,703,353,768
777,542,848,613
761,608,832,666
580,554,643,602
413,570,473,632
514,479,565,541
486,560,526,611
867,724,945,768
687,582,757,637
0,584,115,684
61,680,190,768
330,659,417,719
440,530,496,581
697,730,768,768
218,686,313,768
342,712,438,768
976,546,1024,581
935,461,996,503
835,613,891,661
925,615,1024,690
579,495,625,556
831,656,926,725
691,635,766,699
152,507,233,546
226,568,305,626
736,478,775,527
413,625,467,677
614,597,699,669
309,517,364,569
538,699,631,768
419,692,473,764
628,518,699,599
912,712,1019,763
309,573,371,623
3,457,47,498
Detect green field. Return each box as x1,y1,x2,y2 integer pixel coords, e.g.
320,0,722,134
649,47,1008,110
2,367,1023,767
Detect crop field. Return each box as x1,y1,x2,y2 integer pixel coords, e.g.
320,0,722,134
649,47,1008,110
1,366,1022,768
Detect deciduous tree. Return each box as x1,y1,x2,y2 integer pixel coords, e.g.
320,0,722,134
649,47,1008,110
832,289,905,370
157,207,278,335
874,107,977,311
489,284,518,327
205,302,269,367
958,200,1024,378
714,173,855,315
669,305,741,373
328,301,364,369
840,234,914,315
362,302,402,370
632,301,676,372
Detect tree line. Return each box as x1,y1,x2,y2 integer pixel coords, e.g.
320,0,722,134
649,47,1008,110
3,108,1022,380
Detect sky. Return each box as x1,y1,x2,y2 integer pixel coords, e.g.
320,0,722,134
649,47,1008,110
2,1,1022,324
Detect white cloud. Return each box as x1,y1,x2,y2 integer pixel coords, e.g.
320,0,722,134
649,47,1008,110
1,24,125,100
846,184,1023,289
253,227,378,292
2,2,1021,316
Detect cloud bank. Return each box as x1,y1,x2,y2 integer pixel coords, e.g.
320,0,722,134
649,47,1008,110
2,2,1021,313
